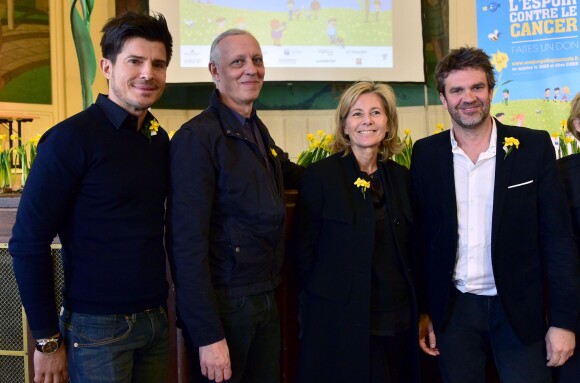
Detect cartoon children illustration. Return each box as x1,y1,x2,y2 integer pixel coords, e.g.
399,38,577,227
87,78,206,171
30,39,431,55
311,1,320,20
326,17,345,47
502,88,509,106
271,19,287,46
327,17,337,44
423,0,445,61
554,87,560,101
287,0,295,21
544,88,551,101
293,8,302,21
512,113,525,127
562,86,570,102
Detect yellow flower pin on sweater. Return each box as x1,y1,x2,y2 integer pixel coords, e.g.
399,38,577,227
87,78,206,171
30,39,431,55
142,118,160,142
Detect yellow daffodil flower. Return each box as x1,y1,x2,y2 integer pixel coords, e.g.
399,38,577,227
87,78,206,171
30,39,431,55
504,137,520,148
142,118,160,142
29,134,41,145
297,131,335,167
502,136,520,159
149,119,160,136
491,50,509,73
354,177,371,199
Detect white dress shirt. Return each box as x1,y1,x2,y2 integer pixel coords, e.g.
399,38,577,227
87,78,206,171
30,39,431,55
450,122,498,296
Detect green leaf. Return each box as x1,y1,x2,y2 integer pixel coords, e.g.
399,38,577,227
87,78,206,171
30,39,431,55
297,150,314,166
80,0,94,21
70,0,96,110
297,150,307,164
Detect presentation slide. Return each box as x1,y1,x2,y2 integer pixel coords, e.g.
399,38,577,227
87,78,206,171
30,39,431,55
150,0,424,83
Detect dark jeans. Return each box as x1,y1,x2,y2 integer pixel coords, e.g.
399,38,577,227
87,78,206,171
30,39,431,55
59,306,169,383
437,289,551,383
186,290,281,383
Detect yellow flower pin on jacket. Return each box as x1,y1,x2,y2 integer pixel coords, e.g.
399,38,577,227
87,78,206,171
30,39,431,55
502,136,520,159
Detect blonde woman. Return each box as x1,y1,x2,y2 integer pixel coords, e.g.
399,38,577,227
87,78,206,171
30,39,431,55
291,81,419,383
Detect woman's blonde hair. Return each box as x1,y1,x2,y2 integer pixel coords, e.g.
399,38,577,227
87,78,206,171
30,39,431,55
331,81,401,161
567,92,580,140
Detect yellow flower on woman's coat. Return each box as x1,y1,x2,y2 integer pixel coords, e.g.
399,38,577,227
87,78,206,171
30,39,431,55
354,177,371,199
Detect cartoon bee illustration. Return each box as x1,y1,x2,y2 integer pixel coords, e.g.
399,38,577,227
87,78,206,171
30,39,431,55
488,29,502,41
482,2,501,12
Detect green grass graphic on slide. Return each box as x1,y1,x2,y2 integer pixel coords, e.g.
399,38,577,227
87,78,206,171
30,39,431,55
179,2,392,47
491,99,571,134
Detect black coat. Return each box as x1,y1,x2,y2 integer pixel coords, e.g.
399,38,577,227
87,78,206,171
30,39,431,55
556,153,580,381
166,91,304,347
558,153,580,258
290,152,419,383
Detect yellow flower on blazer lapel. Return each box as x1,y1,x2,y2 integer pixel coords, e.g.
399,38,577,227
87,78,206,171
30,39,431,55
502,137,520,159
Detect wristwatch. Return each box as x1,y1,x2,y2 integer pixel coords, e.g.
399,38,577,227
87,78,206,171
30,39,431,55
35,334,63,354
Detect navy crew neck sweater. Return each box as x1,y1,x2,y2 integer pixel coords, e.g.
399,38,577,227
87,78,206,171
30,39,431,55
9,94,169,338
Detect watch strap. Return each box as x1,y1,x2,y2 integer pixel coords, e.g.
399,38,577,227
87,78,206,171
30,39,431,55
35,333,63,353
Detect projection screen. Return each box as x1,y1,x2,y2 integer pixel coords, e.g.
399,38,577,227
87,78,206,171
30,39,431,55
150,0,425,83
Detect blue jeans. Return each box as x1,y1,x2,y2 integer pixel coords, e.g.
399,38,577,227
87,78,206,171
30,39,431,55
59,306,169,383
185,290,281,383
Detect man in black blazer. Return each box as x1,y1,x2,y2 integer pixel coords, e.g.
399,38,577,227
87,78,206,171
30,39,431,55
411,46,580,383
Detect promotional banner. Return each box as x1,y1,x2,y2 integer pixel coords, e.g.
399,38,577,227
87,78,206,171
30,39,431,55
477,0,579,135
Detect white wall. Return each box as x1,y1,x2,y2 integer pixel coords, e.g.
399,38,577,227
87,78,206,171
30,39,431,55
152,104,453,161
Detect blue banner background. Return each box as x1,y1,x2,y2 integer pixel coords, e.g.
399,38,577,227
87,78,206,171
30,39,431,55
477,0,579,133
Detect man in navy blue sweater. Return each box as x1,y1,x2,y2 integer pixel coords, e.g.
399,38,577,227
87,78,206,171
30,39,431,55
9,12,172,383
